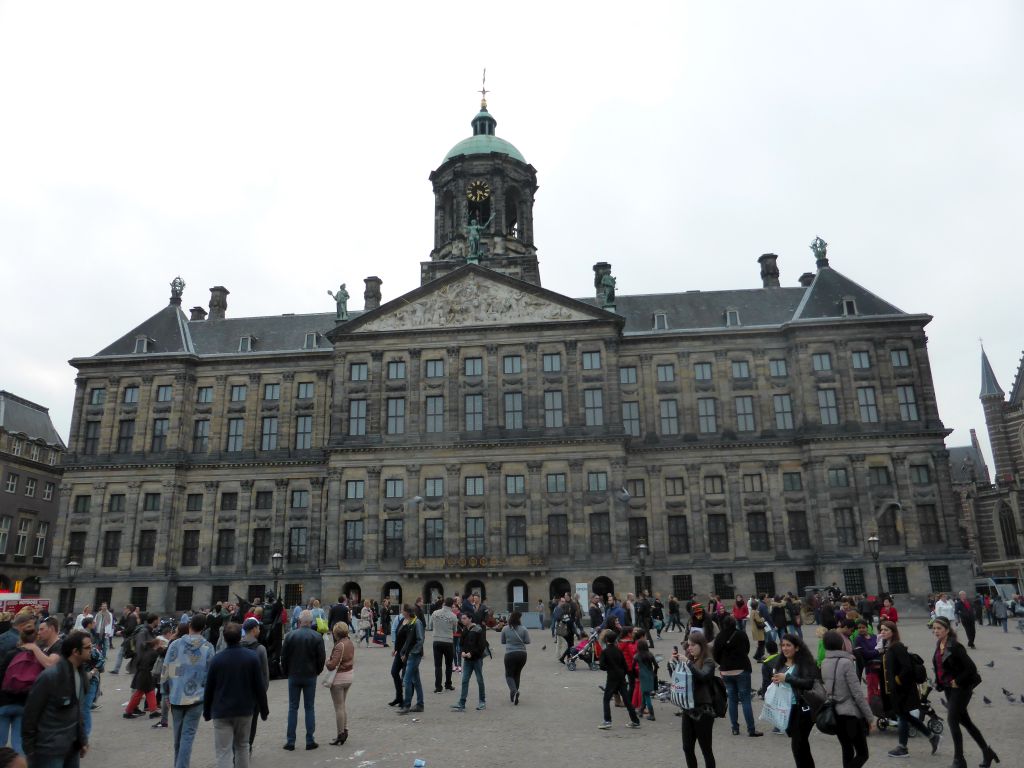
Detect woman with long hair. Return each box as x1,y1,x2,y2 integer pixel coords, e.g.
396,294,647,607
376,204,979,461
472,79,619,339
769,633,819,768
821,630,874,768
325,622,355,745
878,620,938,758
931,617,998,768
635,638,658,720
714,614,762,737
358,600,374,647
673,631,717,768
499,611,530,705
878,597,898,625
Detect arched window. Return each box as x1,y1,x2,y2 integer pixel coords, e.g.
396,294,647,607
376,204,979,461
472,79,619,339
549,578,571,600
999,506,1021,558
878,505,900,546
442,191,455,243
505,187,521,238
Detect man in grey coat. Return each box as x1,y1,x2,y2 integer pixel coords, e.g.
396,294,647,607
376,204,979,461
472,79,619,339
22,631,92,768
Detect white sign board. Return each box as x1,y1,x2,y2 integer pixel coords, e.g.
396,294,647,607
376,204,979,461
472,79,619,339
512,585,525,604
575,582,589,607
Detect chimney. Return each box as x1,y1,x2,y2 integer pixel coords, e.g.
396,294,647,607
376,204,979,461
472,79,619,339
798,272,815,287
758,253,780,288
189,306,207,321
363,276,382,311
592,262,611,299
208,286,229,320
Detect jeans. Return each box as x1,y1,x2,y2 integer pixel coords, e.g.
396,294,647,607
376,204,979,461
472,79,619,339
110,638,127,673
0,703,24,754
286,676,317,746
402,652,424,707
682,711,716,768
82,675,100,737
171,702,203,768
213,715,250,768
458,657,485,706
722,671,757,733
29,754,80,768
433,641,454,690
896,707,931,747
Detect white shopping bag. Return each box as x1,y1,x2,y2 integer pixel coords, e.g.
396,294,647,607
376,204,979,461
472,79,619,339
670,662,695,710
759,681,792,731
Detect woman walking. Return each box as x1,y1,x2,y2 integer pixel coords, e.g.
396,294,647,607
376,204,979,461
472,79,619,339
388,614,411,706
879,620,939,758
821,630,874,768
931,617,998,768
635,639,658,720
769,633,819,768
597,630,640,730
499,611,530,705
713,615,762,737
325,622,355,746
358,600,374,647
674,632,718,768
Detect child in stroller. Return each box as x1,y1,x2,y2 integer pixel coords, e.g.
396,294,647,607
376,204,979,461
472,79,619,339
875,682,945,737
566,631,601,671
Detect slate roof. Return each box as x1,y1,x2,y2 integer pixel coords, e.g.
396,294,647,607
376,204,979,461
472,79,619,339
0,391,66,448
189,312,344,354
980,349,1004,398
1009,351,1024,406
793,267,904,321
96,303,194,356
949,444,989,484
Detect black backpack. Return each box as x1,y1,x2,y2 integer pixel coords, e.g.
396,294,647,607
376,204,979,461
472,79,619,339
909,652,928,684
710,676,728,718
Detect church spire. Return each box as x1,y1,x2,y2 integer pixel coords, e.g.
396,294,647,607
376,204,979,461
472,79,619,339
980,345,1004,398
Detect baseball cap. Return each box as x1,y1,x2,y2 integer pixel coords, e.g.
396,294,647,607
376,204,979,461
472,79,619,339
242,618,260,632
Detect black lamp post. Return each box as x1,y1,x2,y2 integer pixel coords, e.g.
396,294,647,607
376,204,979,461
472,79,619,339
62,560,80,615
867,535,883,596
271,552,284,601
636,539,649,595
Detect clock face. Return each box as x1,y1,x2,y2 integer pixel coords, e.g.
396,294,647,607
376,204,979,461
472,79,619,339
466,179,491,202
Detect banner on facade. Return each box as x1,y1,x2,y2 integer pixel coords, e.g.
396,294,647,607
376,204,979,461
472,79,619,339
575,582,589,606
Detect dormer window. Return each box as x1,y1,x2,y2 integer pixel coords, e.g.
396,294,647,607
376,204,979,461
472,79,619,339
725,309,741,327
239,335,254,352
133,336,150,354
653,312,668,330
842,298,858,316
303,332,318,350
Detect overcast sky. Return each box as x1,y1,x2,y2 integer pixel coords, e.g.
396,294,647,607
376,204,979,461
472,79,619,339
2,2,1021,467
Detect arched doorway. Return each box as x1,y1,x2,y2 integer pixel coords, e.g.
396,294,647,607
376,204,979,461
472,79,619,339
507,579,529,612
423,580,444,604
382,581,402,605
465,579,486,599
593,576,614,602
549,578,571,601
342,581,361,604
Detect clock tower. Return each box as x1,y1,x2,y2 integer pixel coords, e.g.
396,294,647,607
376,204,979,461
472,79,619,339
423,97,540,286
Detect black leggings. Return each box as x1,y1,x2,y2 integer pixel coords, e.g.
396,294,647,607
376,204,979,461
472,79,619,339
835,714,868,768
504,651,527,693
390,654,406,699
681,711,716,768
786,705,816,768
945,687,988,761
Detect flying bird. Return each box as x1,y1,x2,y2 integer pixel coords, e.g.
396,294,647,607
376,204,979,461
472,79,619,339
982,695,992,705
985,660,995,668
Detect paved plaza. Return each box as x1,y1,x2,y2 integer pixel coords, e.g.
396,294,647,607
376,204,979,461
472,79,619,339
86,616,1024,768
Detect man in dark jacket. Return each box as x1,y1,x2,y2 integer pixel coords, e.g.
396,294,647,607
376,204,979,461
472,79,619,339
451,613,486,711
22,631,92,766
954,591,977,648
204,623,268,768
280,610,325,750
326,597,350,630
597,630,640,729
109,605,137,674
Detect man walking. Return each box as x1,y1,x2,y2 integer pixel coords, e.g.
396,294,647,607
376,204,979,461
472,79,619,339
955,590,977,648
397,606,425,715
108,605,137,675
22,631,92,768
203,623,268,768
430,598,457,694
163,613,215,768
92,604,114,656
280,610,325,750
326,597,350,632
451,613,486,711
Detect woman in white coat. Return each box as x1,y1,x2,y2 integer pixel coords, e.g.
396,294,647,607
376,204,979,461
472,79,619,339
933,593,957,623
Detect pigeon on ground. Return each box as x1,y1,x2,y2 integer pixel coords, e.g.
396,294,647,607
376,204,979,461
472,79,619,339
985,660,995,668
1002,687,1013,697
983,695,992,705
541,645,546,651
1020,694,1024,704
1013,646,1023,651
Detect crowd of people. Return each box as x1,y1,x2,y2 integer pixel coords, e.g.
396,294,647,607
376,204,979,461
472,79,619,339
0,582,1012,768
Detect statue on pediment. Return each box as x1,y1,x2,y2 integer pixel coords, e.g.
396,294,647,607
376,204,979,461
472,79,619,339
328,284,350,321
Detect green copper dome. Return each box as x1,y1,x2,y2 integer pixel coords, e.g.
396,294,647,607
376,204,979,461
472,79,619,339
443,104,526,164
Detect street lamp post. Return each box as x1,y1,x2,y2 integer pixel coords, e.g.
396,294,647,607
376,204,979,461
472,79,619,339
636,539,649,595
62,560,81,616
867,535,883,596
271,552,284,601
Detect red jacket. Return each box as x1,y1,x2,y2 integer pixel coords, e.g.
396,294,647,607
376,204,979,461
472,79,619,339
880,605,898,623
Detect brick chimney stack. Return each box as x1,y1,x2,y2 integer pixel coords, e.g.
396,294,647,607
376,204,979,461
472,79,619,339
208,286,229,320
189,306,207,321
364,276,382,311
798,272,815,288
758,254,780,288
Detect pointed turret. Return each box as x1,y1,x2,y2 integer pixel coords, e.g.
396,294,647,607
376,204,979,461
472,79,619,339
980,348,1004,399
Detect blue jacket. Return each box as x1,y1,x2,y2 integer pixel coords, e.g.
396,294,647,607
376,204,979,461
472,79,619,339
203,645,269,721
163,634,215,705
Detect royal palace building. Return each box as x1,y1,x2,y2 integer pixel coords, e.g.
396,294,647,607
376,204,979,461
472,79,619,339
45,100,973,613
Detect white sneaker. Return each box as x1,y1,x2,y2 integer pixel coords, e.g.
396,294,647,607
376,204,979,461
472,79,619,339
598,721,612,730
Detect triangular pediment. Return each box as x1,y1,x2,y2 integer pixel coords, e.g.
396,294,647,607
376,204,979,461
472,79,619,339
336,266,618,335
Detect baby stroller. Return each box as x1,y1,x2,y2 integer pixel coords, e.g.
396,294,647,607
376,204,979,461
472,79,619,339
876,683,944,736
566,632,601,671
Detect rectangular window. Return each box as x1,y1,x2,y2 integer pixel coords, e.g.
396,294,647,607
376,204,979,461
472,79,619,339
464,357,483,376
910,464,931,484
387,397,406,434
220,492,238,511
886,567,909,594
667,516,690,553
290,489,309,508
653,312,668,329
707,515,729,552
82,421,100,455
506,515,527,555
0,517,10,554
857,387,879,423
350,362,368,381
464,394,483,431
735,396,755,432
215,529,235,565
587,471,608,492
769,358,788,377
665,477,685,496
66,530,86,562
851,351,871,369
897,386,919,421
581,351,602,370
622,401,640,437
694,362,712,381
123,385,139,404
295,415,313,449
296,382,315,400
425,359,445,378
628,517,649,552
543,391,564,428
697,398,717,433
117,420,135,453
196,386,213,403
424,519,444,557
192,419,209,452
731,360,750,379
625,479,645,498
186,493,202,512
589,513,611,553
287,527,308,563
713,574,737,599
548,514,569,554
251,528,270,565
348,400,367,436
384,519,404,559
153,384,171,403
89,387,106,405
773,394,794,430
136,529,156,567
181,530,200,566
928,565,951,594
260,417,278,451
384,479,404,498
828,468,849,487
424,478,444,498
818,389,839,425
464,476,484,496
543,353,562,373
344,520,364,560
656,363,675,383
546,473,566,493
780,472,801,492
16,520,35,557
659,399,679,435
918,504,943,544
504,392,523,429
129,586,149,612
72,495,90,513
263,383,280,401
425,396,445,433
226,418,245,452
672,575,693,600
24,478,36,498
43,482,54,501
584,389,604,426
869,466,892,486
753,572,776,598
387,360,406,380
619,366,637,384
835,508,858,547
464,518,483,561
703,475,724,494
230,384,247,402
505,475,525,495
345,480,365,500
503,355,522,374
30,445,39,462
255,491,273,509
748,512,770,551
149,418,169,452
143,493,161,511
890,349,910,368
788,510,811,549
812,352,832,372
742,474,763,493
